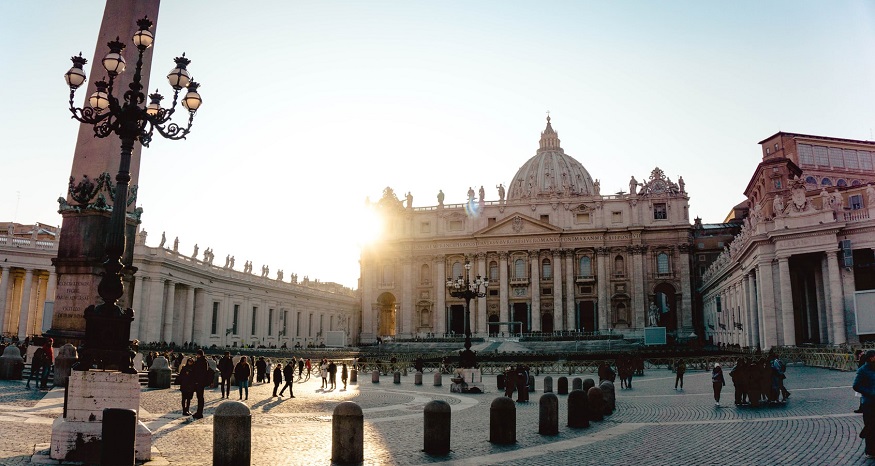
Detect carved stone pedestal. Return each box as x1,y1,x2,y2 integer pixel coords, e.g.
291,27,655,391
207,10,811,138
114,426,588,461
50,370,151,462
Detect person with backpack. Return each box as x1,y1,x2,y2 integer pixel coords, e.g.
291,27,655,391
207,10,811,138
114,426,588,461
675,359,687,390
712,363,726,407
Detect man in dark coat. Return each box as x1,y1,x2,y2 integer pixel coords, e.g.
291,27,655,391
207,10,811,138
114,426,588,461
191,349,210,419
255,357,267,383
328,360,338,389
279,361,296,398
217,351,234,399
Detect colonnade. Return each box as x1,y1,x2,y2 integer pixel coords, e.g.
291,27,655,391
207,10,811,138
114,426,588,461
0,266,56,339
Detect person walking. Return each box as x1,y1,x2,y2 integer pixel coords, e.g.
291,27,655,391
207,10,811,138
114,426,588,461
234,356,251,401
178,358,195,416
712,363,726,407
38,338,54,389
217,351,234,399
279,361,296,398
853,350,875,458
191,349,210,419
341,363,348,390
675,359,686,390
298,358,304,379
272,362,283,397
25,345,46,390
305,358,312,380
328,360,338,389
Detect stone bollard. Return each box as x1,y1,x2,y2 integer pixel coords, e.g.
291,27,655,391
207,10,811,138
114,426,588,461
372,370,380,383
415,371,423,385
587,386,605,421
543,376,553,393
147,356,171,389
394,371,401,384
582,378,596,393
102,408,136,466
517,374,529,403
214,401,251,466
433,372,442,387
557,376,568,395
489,397,516,444
53,344,78,387
423,400,451,455
350,368,358,384
572,377,582,391
567,389,589,428
538,393,559,435
0,346,24,380
528,374,536,393
332,401,364,464
599,380,616,415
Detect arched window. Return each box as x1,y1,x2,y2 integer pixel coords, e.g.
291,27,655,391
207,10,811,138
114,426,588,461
821,178,833,186
614,255,625,277
451,261,463,280
657,252,670,274
542,258,552,279
837,179,848,187
489,261,498,281
805,176,817,186
420,264,430,285
579,256,592,277
514,258,526,279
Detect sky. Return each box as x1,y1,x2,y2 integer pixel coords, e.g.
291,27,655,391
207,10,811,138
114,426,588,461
2,1,875,290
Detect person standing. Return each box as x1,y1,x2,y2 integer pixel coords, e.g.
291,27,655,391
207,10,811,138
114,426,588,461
26,345,46,390
217,351,234,399
328,360,338,389
857,350,868,413
255,357,267,384
234,356,251,401
178,358,195,416
341,363,348,390
320,359,329,389
39,338,54,389
853,350,875,457
712,363,726,407
305,358,312,380
279,361,296,398
298,358,304,379
272,363,283,397
191,349,210,419
675,359,686,390
730,358,748,406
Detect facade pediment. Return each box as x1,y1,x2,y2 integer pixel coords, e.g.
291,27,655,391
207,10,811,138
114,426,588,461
474,214,562,237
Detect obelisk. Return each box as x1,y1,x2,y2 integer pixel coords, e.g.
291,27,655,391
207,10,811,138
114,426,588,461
48,0,160,344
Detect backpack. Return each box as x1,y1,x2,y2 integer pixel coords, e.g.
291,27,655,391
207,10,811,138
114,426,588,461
31,348,46,369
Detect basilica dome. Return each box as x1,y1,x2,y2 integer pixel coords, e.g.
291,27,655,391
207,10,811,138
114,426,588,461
507,117,598,200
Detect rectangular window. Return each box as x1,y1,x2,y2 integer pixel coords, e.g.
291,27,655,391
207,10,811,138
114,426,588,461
211,302,219,335
845,149,860,170
542,287,552,296
540,214,549,223
542,261,552,279
296,312,301,337
233,305,239,335
268,308,274,336
420,222,431,233
579,286,593,294
653,203,667,220
716,296,722,313
488,217,496,226
612,211,622,223
860,151,874,170
829,147,844,168
798,144,814,166
850,194,863,210
774,179,782,189
283,310,288,336
576,213,591,224
251,306,258,335
448,220,464,231
813,146,829,166
489,289,498,297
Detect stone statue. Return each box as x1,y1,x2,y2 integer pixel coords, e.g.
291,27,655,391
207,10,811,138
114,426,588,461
224,255,230,268
173,237,179,253
831,191,844,212
678,176,685,193
159,231,166,248
406,191,413,209
497,184,505,202
277,269,284,281
593,179,601,195
629,176,638,195
230,256,235,269
437,190,445,206
819,188,831,210
868,183,875,206
478,185,485,201
772,195,785,217
648,302,659,327
191,244,199,259
467,187,475,201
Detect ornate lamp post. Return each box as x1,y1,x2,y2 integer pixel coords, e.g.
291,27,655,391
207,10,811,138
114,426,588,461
64,17,202,372
446,259,488,368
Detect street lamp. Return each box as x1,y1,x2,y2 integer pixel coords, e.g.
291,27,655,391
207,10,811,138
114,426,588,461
65,17,202,372
446,259,488,368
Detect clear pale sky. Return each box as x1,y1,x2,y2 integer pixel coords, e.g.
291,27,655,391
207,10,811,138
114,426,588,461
2,1,874,290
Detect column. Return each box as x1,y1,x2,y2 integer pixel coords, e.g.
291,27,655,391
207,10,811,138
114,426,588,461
42,271,57,334
183,285,195,344
476,253,487,337
129,275,144,340
360,255,375,343
552,250,563,332
749,272,760,348
678,244,693,331
631,247,645,329
145,277,165,343
777,257,795,346
530,251,540,332
193,289,207,345
435,256,446,335
17,269,33,339
756,261,777,349
162,280,176,343
0,267,10,333
401,258,413,338
741,275,752,347
597,248,609,330
826,250,846,344
564,250,575,331
499,253,509,326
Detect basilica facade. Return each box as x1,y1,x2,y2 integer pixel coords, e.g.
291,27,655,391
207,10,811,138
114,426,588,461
359,118,694,344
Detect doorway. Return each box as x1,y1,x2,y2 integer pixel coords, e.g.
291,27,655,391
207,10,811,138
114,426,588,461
512,303,529,333
578,301,596,332
449,304,465,336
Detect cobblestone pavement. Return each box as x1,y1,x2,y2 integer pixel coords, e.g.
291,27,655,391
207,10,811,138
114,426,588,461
0,364,870,465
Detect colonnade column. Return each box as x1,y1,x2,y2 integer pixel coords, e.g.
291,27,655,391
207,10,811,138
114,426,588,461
826,250,846,345
499,253,509,327
401,258,413,338
530,251,541,332
476,253,487,337
360,256,375,342
777,256,795,346
146,277,164,343
756,261,777,349
435,256,446,335
552,249,563,332
162,280,176,343
130,275,144,340
42,271,57,334
741,275,751,347
183,285,195,344
17,269,33,339
193,289,207,345
596,248,609,330
749,271,761,348
564,250,575,331
0,267,9,332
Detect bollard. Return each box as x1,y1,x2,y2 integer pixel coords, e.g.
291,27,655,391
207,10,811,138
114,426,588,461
394,371,401,384
433,372,442,386
0,346,24,380
557,376,568,395
543,376,553,393
572,377,582,391
567,389,589,428
489,397,516,444
415,371,423,385
538,393,559,435
147,356,171,389
582,378,596,393
516,375,529,403
423,400,451,455
587,386,604,422
332,401,364,464
528,374,536,393
372,370,380,383
101,408,136,466
213,401,251,466
350,368,358,384
53,344,78,387
600,380,616,415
